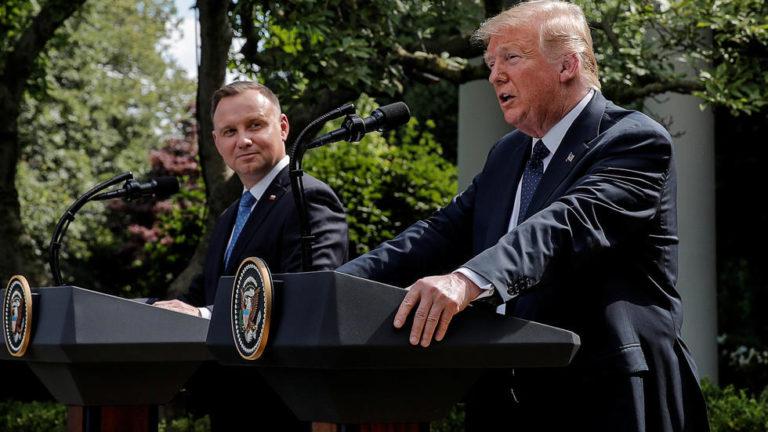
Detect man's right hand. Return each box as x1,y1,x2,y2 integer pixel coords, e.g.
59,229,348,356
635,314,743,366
154,299,201,317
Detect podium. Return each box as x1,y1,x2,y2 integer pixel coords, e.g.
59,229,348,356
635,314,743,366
207,271,581,423
1,286,211,430
2,272,581,429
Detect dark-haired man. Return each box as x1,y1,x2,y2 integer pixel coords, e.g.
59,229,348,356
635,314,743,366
156,80,347,316
156,81,348,431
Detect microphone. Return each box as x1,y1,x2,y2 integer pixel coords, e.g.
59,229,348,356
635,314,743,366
91,176,180,201
308,102,411,148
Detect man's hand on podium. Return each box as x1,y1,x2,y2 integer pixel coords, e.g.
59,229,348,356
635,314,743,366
154,299,201,317
394,272,482,348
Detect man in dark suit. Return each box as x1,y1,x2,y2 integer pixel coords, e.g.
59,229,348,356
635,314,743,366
155,80,348,316
155,81,348,431
337,1,709,431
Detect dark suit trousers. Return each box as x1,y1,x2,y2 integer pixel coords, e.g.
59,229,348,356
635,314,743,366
464,358,708,431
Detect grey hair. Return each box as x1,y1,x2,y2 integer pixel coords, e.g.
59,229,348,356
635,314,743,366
473,0,600,90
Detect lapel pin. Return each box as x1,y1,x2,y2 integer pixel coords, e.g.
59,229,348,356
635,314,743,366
566,152,575,163
268,194,277,201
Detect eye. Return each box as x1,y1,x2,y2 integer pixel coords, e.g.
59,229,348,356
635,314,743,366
248,121,262,130
222,128,235,137
505,52,519,62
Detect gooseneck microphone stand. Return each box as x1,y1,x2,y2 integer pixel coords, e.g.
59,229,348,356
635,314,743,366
288,103,356,271
49,172,134,286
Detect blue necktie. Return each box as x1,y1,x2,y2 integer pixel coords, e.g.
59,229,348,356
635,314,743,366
517,140,550,225
224,191,256,268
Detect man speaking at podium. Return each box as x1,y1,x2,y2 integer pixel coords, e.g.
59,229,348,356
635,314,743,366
155,81,348,431
338,1,708,431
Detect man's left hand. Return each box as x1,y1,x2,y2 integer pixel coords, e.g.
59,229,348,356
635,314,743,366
394,272,482,347
154,299,201,317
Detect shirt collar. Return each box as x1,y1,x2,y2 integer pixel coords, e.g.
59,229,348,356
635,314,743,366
245,155,289,201
536,89,594,155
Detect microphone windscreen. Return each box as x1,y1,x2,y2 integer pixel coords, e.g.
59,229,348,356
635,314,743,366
377,102,411,129
154,176,180,199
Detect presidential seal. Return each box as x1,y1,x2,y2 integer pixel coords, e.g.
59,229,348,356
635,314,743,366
3,275,33,357
231,257,273,360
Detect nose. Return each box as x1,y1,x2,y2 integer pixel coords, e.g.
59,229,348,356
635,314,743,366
489,63,506,85
236,131,253,148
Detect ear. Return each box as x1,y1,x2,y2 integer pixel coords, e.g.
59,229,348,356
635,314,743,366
559,53,580,84
280,113,290,142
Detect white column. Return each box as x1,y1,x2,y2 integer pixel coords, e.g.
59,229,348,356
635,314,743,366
457,81,510,189
645,94,718,382
457,81,718,380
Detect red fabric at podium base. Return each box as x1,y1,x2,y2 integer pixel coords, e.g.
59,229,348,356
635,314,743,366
68,405,156,432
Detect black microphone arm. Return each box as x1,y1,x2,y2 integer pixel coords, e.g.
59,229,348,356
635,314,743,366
289,101,411,271
91,176,180,201
48,173,180,286
289,103,356,272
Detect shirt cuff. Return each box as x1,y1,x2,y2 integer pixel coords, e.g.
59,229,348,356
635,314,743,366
454,268,494,301
199,307,212,320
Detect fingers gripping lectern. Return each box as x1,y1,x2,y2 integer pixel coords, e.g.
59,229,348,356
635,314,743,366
207,267,581,424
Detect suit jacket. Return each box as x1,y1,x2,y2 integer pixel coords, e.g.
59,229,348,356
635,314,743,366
338,92,708,430
183,166,348,307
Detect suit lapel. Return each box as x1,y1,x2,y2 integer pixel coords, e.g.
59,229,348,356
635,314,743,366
488,136,530,241
225,167,290,273
522,92,607,219
209,203,238,277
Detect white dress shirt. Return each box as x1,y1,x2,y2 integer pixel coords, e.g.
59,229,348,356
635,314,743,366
457,90,594,313
199,155,290,319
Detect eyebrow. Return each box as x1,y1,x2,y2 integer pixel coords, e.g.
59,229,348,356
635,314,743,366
485,41,535,65
216,113,267,132
484,44,513,65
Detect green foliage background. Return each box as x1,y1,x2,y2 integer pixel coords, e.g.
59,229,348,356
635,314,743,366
2,0,768,426
306,94,457,256
15,0,196,291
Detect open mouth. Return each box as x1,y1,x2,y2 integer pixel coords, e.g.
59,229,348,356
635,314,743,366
499,93,513,103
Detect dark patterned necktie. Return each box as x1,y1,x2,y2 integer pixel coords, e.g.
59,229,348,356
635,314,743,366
225,191,256,267
517,140,550,225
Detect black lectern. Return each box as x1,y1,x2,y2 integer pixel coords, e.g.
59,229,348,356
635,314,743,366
1,286,211,430
207,271,581,424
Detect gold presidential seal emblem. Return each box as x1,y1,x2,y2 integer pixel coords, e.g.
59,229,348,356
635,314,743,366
231,257,273,360
3,275,33,357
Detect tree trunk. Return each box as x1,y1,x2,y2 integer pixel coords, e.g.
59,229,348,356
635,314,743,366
0,0,87,285
168,0,236,297
0,97,24,285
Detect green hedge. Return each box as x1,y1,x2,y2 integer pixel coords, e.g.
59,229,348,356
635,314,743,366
703,379,768,432
0,400,66,432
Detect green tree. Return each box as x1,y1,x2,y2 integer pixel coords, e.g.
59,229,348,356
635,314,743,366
14,0,195,288
0,0,87,284
305,94,457,256
183,0,767,294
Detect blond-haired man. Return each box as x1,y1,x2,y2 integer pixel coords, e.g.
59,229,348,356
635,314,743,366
339,1,709,430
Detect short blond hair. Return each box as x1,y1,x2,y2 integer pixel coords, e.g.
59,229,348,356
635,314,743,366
474,0,600,91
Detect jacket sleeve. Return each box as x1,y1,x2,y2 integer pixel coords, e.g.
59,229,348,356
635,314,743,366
336,174,477,287
280,183,349,272
464,120,675,303
179,271,206,307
